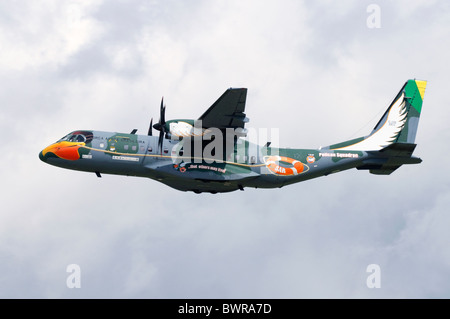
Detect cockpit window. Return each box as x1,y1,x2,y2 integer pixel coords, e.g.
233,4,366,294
58,134,71,142
68,135,86,142
58,131,93,144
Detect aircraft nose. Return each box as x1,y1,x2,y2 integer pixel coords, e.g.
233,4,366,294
39,150,47,162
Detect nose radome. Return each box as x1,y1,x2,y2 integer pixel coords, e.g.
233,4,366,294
39,150,46,162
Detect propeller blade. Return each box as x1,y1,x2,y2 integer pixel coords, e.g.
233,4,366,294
148,118,153,136
153,96,167,155
153,96,166,132
158,129,164,155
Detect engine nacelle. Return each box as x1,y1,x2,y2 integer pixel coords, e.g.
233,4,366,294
169,121,207,137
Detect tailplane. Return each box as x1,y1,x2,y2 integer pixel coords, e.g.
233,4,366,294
357,142,422,175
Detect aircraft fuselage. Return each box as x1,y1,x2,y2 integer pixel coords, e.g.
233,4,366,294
39,129,367,193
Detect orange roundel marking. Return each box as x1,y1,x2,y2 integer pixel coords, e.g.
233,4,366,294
306,155,315,164
265,156,304,176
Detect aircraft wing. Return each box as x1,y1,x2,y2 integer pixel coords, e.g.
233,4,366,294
197,88,248,130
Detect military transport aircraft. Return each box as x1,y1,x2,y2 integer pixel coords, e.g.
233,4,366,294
39,79,426,193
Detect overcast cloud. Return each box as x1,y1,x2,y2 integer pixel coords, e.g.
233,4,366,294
1,0,449,298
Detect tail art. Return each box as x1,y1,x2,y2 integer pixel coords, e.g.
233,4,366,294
330,79,426,151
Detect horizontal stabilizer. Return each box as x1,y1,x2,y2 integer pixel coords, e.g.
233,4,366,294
368,166,401,175
357,142,422,175
378,142,417,157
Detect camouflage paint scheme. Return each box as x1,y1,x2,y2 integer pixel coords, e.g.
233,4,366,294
39,79,426,193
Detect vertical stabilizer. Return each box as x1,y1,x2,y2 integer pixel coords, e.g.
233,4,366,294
330,79,427,151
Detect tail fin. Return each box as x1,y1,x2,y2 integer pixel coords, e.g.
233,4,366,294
329,79,427,151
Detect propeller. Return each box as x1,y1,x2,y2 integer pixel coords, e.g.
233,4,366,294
153,97,167,154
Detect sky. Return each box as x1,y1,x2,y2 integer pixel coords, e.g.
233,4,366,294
0,0,449,298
